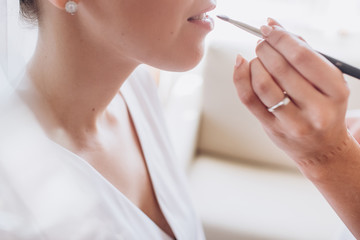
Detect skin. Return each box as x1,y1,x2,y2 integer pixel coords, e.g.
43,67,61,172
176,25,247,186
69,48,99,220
233,18,360,238
25,0,216,237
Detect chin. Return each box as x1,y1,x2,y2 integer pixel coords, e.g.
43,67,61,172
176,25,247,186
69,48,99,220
176,56,203,72
157,45,205,72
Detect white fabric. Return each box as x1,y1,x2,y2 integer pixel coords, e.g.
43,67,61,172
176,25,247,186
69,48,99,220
338,227,356,240
1,0,27,83
0,67,205,240
0,0,8,79
1,0,37,95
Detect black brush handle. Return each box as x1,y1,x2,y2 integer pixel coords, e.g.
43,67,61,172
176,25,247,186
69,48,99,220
319,52,360,80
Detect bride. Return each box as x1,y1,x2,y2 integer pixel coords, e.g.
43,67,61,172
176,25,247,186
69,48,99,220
1,0,360,239
0,0,216,239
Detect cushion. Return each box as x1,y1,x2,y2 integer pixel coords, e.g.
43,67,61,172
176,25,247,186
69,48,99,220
188,154,343,240
197,40,296,169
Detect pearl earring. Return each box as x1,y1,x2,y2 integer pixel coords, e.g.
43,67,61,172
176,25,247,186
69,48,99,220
65,1,78,15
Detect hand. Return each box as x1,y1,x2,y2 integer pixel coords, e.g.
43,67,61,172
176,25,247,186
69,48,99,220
233,18,352,175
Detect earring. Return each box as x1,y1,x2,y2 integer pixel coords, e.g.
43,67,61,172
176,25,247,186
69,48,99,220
65,1,78,15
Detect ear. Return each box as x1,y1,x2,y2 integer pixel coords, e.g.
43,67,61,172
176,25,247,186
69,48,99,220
47,0,79,9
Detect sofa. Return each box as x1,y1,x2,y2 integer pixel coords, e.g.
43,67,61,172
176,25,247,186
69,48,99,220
158,38,360,239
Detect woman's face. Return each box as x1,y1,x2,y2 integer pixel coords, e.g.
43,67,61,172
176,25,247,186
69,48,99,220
79,0,216,71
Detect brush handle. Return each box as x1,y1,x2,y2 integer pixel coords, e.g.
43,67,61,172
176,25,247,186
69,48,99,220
217,15,360,79
319,52,360,80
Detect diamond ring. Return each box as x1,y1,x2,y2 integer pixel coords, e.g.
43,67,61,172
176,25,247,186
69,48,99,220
267,92,291,113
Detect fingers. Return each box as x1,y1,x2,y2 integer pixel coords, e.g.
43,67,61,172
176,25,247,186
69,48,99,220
232,20,351,169
233,54,304,127
267,18,283,28
233,55,274,125
255,40,323,110
250,58,284,107
267,18,306,42
250,58,302,121
260,24,347,99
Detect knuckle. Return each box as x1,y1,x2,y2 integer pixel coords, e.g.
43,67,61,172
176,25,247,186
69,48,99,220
269,60,289,76
290,124,312,138
288,46,309,65
313,118,329,130
333,74,350,102
311,111,332,130
336,86,350,102
238,91,257,106
272,32,292,48
252,78,271,96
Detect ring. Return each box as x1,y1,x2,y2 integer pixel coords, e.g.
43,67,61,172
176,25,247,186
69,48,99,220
267,92,291,113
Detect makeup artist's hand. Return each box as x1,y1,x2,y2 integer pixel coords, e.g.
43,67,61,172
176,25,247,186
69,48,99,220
233,18,353,175
232,18,360,238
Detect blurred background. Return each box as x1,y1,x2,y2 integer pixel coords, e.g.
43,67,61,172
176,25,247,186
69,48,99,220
2,0,360,239
159,0,360,240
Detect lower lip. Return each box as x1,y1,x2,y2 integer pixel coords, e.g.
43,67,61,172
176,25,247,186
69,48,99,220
188,16,215,32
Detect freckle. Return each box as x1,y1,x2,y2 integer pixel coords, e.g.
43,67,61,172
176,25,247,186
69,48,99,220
170,31,174,35
92,108,95,112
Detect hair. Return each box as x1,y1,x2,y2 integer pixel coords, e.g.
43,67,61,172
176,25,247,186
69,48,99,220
19,0,39,23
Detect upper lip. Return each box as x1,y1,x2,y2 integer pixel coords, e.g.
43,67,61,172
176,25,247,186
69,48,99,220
188,3,216,21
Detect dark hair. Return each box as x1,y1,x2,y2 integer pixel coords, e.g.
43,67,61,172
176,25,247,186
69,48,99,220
19,0,39,23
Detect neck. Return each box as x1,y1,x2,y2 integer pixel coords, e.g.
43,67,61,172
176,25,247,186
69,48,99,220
27,17,139,134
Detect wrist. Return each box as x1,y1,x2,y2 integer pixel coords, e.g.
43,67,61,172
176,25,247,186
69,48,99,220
296,131,357,183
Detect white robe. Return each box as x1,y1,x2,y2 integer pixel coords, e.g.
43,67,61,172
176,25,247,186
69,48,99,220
0,67,205,240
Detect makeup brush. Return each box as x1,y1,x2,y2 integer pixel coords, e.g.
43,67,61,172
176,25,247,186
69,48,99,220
217,15,360,80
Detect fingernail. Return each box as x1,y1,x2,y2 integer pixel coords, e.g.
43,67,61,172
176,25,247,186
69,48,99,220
257,39,264,45
260,25,273,37
267,17,274,24
235,55,243,68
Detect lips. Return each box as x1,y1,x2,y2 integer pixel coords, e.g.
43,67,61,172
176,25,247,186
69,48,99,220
188,13,208,22
187,4,216,22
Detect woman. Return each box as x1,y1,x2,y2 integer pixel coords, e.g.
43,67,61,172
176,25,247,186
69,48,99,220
1,1,358,240
233,19,360,239
0,0,215,239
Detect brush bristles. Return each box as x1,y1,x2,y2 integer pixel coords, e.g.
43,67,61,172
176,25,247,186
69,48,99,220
216,15,230,21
